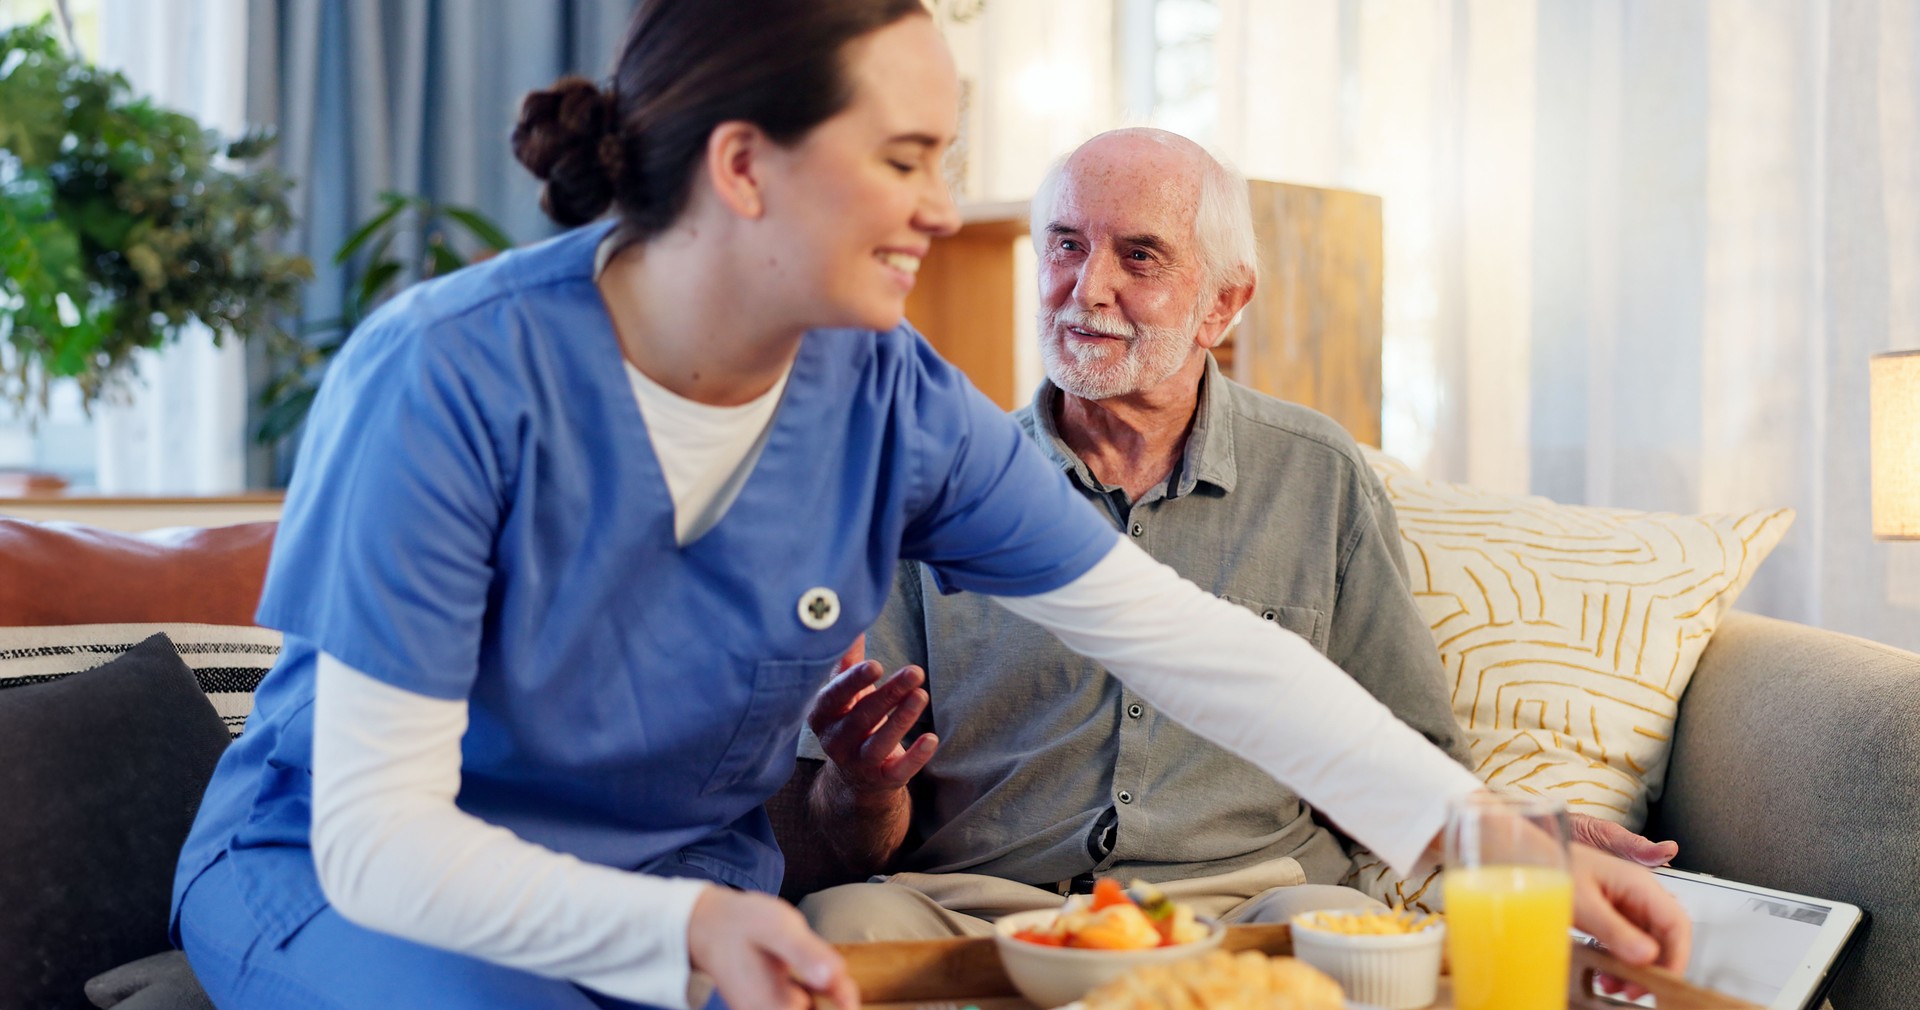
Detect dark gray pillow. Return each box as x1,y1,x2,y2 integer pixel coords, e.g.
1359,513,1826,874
84,951,213,1010
0,633,231,1010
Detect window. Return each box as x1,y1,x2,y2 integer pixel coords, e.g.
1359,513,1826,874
1116,0,1220,143
0,0,97,51
1150,0,1219,145
0,0,103,488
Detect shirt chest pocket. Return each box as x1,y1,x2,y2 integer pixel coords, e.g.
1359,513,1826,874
1221,595,1327,652
701,656,838,796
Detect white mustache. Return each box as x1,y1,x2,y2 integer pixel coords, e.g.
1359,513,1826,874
1047,308,1137,341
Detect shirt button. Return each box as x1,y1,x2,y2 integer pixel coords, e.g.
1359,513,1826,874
1117,790,1134,804
1127,703,1143,719
1129,522,1144,538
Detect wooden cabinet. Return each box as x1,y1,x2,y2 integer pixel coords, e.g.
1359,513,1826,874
902,200,1031,414
905,181,1384,447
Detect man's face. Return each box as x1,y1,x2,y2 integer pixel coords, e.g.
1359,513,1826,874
1036,137,1212,401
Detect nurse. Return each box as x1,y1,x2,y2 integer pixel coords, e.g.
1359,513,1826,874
172,1,1689,1008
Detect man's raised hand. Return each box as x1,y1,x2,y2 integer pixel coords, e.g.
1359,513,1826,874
807,659,939,794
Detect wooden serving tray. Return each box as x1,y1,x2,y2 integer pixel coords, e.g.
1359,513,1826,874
838,923,1763,1010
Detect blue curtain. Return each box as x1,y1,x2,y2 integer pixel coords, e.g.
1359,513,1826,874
245,0,636,482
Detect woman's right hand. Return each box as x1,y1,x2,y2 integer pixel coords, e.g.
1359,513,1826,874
687,887,859,1010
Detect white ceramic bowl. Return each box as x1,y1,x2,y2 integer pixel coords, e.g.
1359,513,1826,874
992,909,1226,1009
1288,913,1445,1010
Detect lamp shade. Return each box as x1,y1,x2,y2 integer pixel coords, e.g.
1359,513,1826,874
1872,350,1920,539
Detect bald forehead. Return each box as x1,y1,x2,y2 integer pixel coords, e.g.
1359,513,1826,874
1067,132,1198,212
1048,132,1205,239
1073,129,1212,178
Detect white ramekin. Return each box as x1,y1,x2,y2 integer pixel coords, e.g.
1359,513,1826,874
1288,913,1445,1010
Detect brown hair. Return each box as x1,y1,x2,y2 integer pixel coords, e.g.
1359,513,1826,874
513,0,930,239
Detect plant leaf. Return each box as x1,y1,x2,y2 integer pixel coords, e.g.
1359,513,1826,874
426,238,464,277
442,206,513,252
254,384,316,444
334,198,408,265
352,259,403,316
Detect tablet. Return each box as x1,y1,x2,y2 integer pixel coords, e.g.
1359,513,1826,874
1577,867,1865,1010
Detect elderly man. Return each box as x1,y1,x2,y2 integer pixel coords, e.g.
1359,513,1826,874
798,128,1675,941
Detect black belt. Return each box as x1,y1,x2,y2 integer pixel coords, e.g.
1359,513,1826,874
1050,873,1099,896
1049,807,1122,895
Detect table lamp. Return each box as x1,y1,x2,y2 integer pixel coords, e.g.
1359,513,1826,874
1872,350,1920,540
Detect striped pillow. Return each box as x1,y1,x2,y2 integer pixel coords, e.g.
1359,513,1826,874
0,624,280,737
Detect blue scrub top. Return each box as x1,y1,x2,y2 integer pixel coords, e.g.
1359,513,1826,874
172,221,1117,949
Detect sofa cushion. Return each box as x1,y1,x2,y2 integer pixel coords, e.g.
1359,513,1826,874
83,951,214,1010
1364,449,1791,830
0,520,274,627
1659,611,1920,1010
0,624,282,737
0,634,231,1010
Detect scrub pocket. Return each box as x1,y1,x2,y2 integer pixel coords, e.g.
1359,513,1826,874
702,656,838,796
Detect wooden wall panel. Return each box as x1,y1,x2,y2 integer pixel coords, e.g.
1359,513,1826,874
904,205,1028,409
1232,182,1384,447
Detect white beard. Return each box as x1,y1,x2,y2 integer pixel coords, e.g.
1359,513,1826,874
1040,306,1198,400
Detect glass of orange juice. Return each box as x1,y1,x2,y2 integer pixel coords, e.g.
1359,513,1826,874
1443,792,1574,1010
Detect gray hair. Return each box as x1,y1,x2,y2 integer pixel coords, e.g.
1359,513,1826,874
1029,136,1258,294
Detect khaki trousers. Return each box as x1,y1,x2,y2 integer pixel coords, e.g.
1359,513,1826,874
800,860,1386,943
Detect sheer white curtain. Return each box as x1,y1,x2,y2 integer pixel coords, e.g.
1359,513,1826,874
92,0,252,494
1203,0,1920,649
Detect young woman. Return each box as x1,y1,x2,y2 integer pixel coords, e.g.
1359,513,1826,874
172,2,1688,1008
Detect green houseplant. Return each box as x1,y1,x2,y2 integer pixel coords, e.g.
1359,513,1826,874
0,18,310,413
255,192,512,446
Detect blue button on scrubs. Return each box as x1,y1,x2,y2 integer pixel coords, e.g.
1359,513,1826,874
171,221,1117,1005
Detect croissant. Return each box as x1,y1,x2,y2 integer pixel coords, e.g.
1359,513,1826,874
1081,950,1344,1010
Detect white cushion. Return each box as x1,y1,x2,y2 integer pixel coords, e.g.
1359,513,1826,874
1364,449,1792,827
1347,450,1791,910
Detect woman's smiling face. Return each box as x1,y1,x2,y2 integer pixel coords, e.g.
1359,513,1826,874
755,14,963,332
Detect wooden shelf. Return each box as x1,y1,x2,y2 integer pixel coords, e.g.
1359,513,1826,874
905,204,1031,413
0,493,285,532
0,493,285,505
908,182,1384,447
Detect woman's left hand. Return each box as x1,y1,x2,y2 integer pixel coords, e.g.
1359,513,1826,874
687,887,859,1010
1570,842,1692,973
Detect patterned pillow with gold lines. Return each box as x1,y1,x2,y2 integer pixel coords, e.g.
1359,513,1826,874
1345,449,1791,909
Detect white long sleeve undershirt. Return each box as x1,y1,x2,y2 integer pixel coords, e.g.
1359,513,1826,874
992,540,1485,875
311,654,714,1006
309,540,1481,1004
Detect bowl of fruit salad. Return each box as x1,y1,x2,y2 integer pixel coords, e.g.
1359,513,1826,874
992,879,1226,1008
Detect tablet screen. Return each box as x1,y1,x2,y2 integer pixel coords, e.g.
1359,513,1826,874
1657,872,1833,1005
1577,869,1858,1010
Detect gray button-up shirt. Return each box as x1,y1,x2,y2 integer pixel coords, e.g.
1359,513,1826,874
805,356,1468,887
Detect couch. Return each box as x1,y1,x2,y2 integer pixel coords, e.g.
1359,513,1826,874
3,517,1917,1010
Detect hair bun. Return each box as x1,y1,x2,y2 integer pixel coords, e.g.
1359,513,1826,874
512,76,622,227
